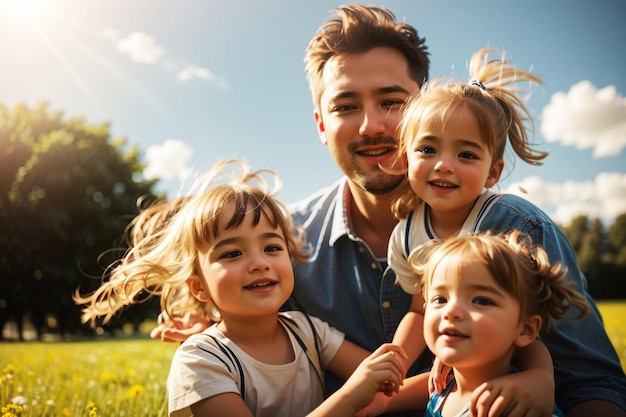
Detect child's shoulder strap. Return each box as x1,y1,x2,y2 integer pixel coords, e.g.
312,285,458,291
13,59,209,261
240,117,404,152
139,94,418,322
195,335,246,400
279,313,326,394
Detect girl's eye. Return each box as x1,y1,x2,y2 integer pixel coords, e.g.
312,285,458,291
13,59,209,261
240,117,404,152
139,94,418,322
220,250,242,259
431,296,447,305
265,244,284,253
472,297,494,306
417,145,436,155
459,151,478,160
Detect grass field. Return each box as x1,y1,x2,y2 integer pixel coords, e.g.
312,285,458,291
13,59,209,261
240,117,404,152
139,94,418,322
1,301,625,417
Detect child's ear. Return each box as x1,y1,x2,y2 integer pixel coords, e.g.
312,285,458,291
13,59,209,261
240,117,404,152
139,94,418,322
485,159,504,188
187,276,211,302
515,315,542,347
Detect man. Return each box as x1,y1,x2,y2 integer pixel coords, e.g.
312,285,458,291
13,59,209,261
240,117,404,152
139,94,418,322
287,5,427,413
155,5,626,417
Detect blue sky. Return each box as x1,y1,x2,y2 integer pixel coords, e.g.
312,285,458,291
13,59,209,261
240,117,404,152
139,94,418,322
1,0,625,226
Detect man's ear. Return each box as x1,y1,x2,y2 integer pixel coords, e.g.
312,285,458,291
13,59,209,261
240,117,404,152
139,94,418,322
485,159,504,189
314,110,327,146
187,276,211,302
515,315,542,347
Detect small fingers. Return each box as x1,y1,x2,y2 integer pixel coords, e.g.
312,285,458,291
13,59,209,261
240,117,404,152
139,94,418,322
471,382,503,417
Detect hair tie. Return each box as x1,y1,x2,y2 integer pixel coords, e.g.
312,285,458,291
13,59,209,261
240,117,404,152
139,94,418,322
469,79,486,90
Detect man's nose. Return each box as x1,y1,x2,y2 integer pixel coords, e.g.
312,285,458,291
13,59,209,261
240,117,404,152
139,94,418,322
359,107,387,137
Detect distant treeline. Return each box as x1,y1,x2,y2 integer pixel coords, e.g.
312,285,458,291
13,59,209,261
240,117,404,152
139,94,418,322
560,214,626,300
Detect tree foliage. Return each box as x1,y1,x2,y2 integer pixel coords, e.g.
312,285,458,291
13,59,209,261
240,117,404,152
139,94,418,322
561,214,626,300
0,102,160,339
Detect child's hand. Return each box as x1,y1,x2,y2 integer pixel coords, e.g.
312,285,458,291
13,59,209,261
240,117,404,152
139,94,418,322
428,355,453,394
470,370,554,417
339,343,407,411
150,311,211,343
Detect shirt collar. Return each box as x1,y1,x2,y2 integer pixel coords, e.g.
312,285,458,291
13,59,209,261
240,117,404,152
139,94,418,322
329,178,353,246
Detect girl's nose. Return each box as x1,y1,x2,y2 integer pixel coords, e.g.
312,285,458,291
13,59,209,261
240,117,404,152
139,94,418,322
442,299,464,320
249,254,270,273
434,157,453,174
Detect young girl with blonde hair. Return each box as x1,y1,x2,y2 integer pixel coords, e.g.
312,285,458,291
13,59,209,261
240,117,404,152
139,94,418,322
74,160,412,417
387,47,625,415
359,230,589,416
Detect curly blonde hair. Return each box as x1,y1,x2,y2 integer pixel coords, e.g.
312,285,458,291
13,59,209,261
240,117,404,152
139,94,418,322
74,160,310,326
409,230,589,333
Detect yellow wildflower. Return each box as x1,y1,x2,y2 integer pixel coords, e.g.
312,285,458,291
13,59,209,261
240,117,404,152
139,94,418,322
1,403,23,417
123,384,145,399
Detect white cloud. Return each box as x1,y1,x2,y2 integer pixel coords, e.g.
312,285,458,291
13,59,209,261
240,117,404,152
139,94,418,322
117,32,164,65
541,81,626,158
504,172,626,226
143,139,193,181
177,64,229,89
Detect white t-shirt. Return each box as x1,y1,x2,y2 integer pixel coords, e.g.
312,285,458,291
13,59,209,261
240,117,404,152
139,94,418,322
388,190,501,294
167,311,344,417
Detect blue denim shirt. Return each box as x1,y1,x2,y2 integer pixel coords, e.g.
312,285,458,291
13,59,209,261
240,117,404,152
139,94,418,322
478,193,626,412
286,178,432,417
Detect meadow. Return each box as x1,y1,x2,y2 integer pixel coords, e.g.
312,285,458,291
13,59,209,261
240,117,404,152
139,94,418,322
1,301,625,417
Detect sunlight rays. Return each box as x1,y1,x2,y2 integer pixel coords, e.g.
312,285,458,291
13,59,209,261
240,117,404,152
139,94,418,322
4,1,171,123
21,10,108,120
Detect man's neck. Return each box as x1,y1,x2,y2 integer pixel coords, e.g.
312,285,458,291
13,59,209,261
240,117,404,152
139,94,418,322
345,181,406,258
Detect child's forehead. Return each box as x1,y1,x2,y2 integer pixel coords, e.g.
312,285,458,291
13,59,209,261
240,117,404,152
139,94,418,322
430,256,496,286
214,201,280,232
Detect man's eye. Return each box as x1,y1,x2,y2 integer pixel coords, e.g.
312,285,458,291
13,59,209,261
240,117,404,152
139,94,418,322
382,99,406,109
332,104,357,113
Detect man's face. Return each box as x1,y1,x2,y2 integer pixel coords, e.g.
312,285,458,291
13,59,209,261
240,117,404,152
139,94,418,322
315,47,420,194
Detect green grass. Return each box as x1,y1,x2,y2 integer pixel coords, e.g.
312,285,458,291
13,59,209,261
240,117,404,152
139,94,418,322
1,301,625,417
0,339,178,417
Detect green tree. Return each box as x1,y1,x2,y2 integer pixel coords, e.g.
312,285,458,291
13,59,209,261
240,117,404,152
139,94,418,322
607,213,626,266
0,102,159,339
561,214,589,253
578,218,604,282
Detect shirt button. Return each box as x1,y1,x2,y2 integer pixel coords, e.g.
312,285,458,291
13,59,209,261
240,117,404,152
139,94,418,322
382,301,391,309
370,262,377,269
359,246,365,253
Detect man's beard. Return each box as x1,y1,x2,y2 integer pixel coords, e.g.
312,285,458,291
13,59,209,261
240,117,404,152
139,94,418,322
348,136,404,194
351,167,405,195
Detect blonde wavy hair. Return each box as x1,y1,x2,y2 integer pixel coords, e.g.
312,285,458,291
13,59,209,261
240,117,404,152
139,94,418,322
409,230,589,333
393,47,548,219
74,160,310,327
